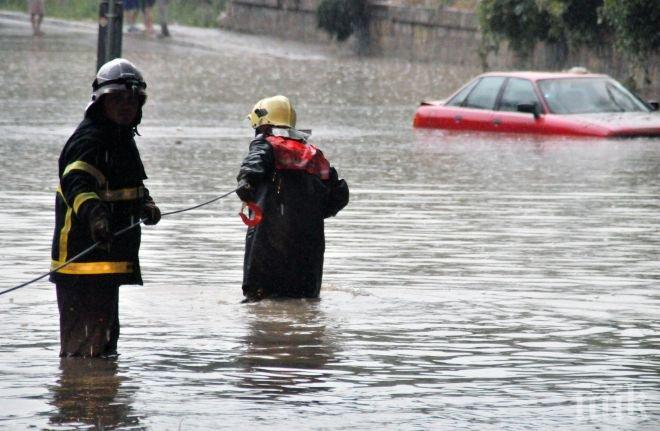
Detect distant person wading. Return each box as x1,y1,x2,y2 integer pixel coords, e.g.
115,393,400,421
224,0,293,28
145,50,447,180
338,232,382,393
50,59,161,358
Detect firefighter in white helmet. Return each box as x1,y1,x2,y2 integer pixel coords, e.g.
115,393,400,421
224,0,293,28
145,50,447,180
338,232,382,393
50,58,160,357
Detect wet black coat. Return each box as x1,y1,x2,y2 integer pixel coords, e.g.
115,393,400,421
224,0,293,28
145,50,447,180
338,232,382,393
237,135,349,299
50,115,148,286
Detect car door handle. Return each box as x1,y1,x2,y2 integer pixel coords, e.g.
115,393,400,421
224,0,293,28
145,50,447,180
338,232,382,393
492,118,502,126
454,115,462,123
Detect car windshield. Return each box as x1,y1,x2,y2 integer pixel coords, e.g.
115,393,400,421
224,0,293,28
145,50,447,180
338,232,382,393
538,77,650,114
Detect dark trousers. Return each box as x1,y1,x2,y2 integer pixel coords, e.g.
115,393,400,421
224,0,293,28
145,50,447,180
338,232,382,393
56,282,120,358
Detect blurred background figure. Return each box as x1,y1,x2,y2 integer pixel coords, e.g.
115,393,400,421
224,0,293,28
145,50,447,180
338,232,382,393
27,0,44,36
157,0,170,38
125,0,156,36
141,0,156,36
123,0,139,33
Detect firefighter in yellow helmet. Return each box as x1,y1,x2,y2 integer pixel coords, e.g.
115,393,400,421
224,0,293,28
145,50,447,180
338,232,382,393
236,95,349,301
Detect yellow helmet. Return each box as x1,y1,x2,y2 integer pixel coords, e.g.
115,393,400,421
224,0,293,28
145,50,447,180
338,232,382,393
247,95,297,129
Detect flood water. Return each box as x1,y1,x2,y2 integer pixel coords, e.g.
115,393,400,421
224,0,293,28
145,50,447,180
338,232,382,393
1,12,659,430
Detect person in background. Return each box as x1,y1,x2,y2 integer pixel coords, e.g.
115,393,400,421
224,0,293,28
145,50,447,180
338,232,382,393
27,0,44,36
157,0,170,38
50,58,161,358
236,95,349,302
123,0,139,33
140,0,156,36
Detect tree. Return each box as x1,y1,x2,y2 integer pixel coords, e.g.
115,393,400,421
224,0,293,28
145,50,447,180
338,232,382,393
602,0,660,84
556,0,606,47
478,0,609,63
478,0,552,60
479,0,660,87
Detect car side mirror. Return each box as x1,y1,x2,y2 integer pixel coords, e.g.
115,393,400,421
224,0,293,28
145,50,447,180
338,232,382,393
649,101,659,111
517,103,540,119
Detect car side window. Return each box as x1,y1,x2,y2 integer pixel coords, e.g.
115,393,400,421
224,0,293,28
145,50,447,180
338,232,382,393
499,78,539,112
446,80,479,106
463,77,506,110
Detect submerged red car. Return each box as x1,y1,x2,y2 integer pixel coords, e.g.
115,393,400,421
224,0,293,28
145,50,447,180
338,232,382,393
413,71,660,137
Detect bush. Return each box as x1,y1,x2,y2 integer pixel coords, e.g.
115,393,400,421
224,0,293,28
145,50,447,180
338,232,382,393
478,0,551,59
316,0,369,42
479,0,659,84
168,0,226,28
602,0,660,64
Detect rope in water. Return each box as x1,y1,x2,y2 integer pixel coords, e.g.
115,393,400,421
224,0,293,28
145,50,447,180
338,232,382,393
0,188,237,297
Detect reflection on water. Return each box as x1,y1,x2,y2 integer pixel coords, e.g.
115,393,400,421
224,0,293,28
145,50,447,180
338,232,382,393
0,12,659,431
49,358,143,430
237,299,335,399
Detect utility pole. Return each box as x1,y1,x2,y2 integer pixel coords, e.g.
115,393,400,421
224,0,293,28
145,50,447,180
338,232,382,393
96,0,124,71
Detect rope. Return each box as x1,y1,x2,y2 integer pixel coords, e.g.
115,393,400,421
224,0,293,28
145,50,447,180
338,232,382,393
0,188,237,297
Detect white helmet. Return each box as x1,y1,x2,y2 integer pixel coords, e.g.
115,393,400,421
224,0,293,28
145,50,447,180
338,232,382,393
85,58,147,121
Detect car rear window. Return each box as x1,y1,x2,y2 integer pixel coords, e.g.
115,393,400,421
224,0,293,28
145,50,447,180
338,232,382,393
463,77,506,110
447,79,479,106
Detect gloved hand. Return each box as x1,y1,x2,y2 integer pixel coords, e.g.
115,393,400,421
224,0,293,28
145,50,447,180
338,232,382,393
88,204,112,249
324,167,349,218
329,167,339,184
141,200,161,225
236,179,255,202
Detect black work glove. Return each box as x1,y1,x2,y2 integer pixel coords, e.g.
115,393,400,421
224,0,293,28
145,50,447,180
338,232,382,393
325,167,349,218
88,204,112,249
329,167,339,184
236,179,255,202
141,200,161,225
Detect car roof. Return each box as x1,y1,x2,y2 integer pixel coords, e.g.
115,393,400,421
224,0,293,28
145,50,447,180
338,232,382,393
479,71,611,82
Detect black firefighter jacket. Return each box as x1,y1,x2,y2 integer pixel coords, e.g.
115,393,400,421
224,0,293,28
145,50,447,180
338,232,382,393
50,115,151,286
237,134,349,299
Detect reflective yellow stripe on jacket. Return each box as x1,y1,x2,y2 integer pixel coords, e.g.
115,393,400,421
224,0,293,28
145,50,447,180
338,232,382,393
54,168,142,274
63,160,106,186
61,160,106,217
100,186,145,201
58,206,73,263
51,260,134,274
73,192,100,214
58,186,144,209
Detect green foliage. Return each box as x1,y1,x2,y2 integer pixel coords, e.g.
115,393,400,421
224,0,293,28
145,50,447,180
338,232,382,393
602,0,660,61
169,0,226,28
1,0,226,28
479,0,659,84
479,0,660,61
3,0,97,20
558,0,605,46
479,0,610,59
317,0,369,42
478,0,551,58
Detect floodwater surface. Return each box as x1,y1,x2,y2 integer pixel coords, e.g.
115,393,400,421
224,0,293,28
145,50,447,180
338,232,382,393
0,12,659,430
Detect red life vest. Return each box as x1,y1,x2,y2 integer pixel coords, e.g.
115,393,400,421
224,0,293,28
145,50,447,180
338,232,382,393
266,135,330,180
